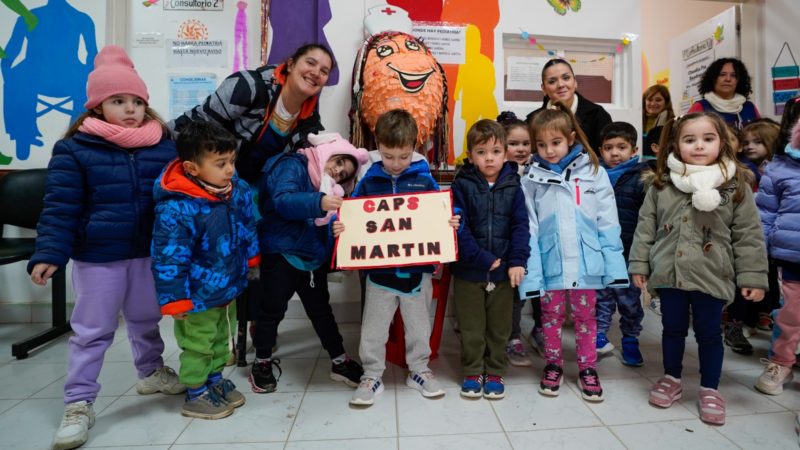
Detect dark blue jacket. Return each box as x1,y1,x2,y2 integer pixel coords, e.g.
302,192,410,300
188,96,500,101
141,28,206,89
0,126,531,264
352,159,440,276
602,157,650,260
450,161,530,283
151,160,260,315
28,132,176,272
258,152,330,268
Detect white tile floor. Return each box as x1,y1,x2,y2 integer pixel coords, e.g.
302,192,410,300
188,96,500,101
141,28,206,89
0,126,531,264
1,310,798,449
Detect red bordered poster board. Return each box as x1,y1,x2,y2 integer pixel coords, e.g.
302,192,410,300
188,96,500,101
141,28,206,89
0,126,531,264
333,191,457,270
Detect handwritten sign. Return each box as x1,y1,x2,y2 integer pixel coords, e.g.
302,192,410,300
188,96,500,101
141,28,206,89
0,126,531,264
335,191,457,269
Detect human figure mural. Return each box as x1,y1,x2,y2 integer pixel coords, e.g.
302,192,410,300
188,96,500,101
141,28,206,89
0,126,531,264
1,0,97,163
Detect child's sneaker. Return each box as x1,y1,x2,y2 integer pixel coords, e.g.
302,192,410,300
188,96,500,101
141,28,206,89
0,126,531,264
757,312,773,331
528,327,545,357
506,338,532,367
724,322,754,355
350,377,384,406
596,332,614,355
649,297,662,316
210,378,246,408
621,336,644,367
406,370,445,398
135,366,186,395
483,375,505,399
698,387,726,425
249,358,282,393
755,360,794,395
577,368,604,402
331,357,363,387
52,401,95,450
538,364,563,396
182,387,234,419
460,374,484,398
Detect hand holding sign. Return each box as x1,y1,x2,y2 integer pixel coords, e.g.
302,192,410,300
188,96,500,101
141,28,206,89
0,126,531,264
334,191,458,269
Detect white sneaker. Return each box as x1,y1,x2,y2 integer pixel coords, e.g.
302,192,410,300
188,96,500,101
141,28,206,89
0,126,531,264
136,366,186,395
755,360,794,395
350,377,384,406
406,371,445,398
52,401,95,450
649,297,662,316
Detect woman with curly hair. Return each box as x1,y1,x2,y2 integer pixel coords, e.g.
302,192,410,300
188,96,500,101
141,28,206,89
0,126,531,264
688,57,760,129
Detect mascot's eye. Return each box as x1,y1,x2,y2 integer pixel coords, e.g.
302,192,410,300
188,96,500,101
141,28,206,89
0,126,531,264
405,40,420,51
376,45,394,58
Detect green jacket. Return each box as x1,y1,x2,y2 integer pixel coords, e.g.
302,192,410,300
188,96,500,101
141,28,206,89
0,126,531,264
628,179,768,303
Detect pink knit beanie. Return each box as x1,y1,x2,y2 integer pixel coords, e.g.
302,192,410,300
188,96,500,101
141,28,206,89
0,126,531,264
84,45,149,109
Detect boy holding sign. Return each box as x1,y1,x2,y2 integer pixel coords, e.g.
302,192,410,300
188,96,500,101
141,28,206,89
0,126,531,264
333,109,460,406
451,120,530,399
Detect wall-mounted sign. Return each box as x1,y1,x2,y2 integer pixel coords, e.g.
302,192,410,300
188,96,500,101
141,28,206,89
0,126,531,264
164,0,224,11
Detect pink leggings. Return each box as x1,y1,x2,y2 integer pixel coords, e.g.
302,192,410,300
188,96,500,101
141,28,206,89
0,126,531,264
541,289,597,371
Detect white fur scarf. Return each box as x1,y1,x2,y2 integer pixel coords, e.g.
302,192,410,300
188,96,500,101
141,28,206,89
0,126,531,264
667,153,736,211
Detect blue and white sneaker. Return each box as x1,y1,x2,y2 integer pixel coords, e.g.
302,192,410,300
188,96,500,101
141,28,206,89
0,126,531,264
596,332,615,355
460,374,484,398
483,375,505,399
349,377,384,406
406,371,445,398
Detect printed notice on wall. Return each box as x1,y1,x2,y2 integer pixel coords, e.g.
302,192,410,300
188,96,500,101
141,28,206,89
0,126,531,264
411,23,466,65
680,37,715,114
506,56,548,91
163,0,224,11
166,39,227,68
169,74,218,120
133,32,164,48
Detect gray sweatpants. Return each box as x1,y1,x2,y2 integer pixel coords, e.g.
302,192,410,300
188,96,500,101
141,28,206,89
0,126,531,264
359,274,433,379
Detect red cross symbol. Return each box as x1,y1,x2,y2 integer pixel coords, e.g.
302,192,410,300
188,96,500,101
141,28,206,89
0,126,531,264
381,7,396,15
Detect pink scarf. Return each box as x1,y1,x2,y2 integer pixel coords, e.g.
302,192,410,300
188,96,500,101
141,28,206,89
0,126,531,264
298,147,345,226
78,117,163,148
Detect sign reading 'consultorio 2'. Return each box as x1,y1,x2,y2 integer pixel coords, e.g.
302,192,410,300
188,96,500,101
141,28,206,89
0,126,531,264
163,0,224,11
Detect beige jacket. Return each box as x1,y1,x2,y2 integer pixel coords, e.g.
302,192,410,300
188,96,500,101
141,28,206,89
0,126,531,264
628,179,768,303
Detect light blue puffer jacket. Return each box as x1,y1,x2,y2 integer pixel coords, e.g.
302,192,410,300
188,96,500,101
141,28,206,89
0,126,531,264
519,148,629,298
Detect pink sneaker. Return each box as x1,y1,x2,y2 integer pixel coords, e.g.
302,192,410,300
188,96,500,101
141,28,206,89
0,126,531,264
649,375,682,408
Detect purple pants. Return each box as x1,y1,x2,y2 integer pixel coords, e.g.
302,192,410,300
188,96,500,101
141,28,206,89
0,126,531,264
541,289,597,371
64,258,165,404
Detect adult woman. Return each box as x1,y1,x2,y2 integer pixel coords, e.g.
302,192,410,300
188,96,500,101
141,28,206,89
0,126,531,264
642,84,674,135
526,58,612,152
688,57,760,130
172,44,333,182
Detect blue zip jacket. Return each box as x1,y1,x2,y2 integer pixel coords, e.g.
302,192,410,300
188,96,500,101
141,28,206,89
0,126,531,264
520,146,629,298
151,160,260,315
28,132,176,272
258,152,330,268
351,159,440,276
451,161,530,283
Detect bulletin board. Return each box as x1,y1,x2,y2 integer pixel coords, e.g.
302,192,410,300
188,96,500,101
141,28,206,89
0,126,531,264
668,6,739,115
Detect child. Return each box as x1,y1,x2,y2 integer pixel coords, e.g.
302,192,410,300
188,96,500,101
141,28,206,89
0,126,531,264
742,120,780,180
629,112,768,425
251,132,367,393
595,122,650,366
334,109,459,406
451,119,530,398
643,125,663,161
27,45,182,449
497,111,541,365
755,119,800,396
151,121,259,419
520,102,629,402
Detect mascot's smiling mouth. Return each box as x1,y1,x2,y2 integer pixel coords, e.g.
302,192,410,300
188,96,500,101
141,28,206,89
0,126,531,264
386,63,435,93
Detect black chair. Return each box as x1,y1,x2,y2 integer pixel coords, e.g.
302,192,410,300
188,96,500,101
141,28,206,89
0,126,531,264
0,169,71,359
